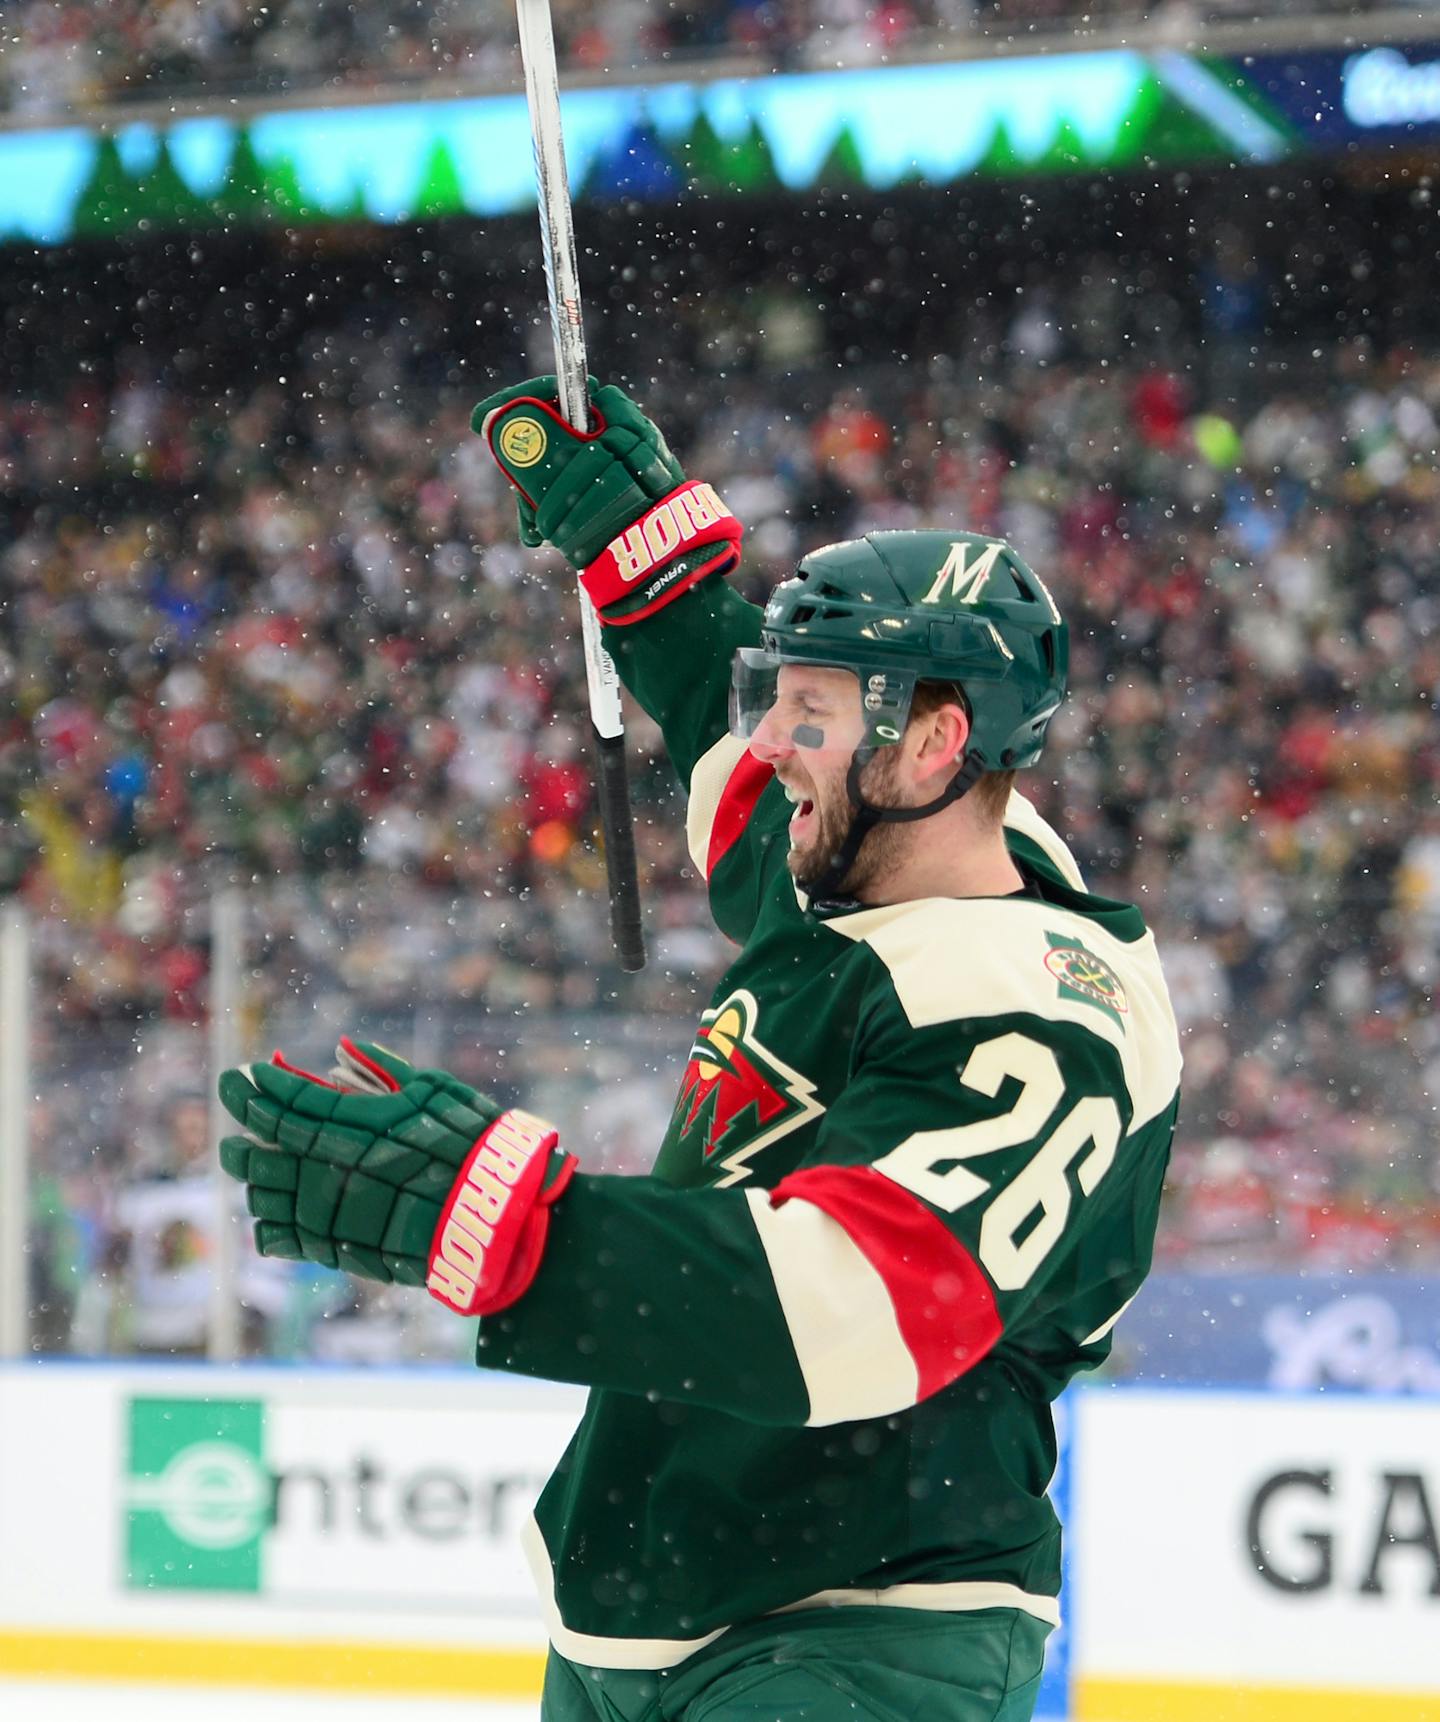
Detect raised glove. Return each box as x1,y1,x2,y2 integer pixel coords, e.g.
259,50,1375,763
218,1037,577,1317
473,375,743,625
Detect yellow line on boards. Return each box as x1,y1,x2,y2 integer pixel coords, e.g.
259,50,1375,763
1076,1676,1440,1722
0,1630,547,1696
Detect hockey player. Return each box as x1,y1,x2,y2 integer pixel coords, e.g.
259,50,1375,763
218,378,1181,1722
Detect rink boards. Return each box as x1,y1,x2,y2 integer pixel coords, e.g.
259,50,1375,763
0,1365,1436,1719
1071,1390,1440,1720
0,1364,571,1696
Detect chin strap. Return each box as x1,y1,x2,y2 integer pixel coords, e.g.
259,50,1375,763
807,748,990,911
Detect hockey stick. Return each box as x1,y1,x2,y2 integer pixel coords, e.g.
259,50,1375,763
515,0,646,972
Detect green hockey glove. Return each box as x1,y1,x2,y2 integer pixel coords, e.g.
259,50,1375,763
217,1036,577,1317
472,375,743,625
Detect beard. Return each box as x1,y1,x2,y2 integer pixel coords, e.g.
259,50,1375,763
787,749,909,899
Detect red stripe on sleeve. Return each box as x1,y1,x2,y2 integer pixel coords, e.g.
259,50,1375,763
706,751,774,879
769,1164,1002,1401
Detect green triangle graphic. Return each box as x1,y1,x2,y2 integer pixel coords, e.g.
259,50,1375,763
1110,71,1166,165
417,137,466,217
1137,89,1240,165
680,112,779,195
131,136,205,231
1037,116,1092,173
725,118,778,192
213,128,269,227
976,118,1026,177
814,122,865,188
263,154,317,223
71,135,133,236
681,109,729,190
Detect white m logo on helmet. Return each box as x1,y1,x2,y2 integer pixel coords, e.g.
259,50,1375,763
922,541,1005,606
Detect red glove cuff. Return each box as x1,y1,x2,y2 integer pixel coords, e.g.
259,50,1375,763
581,481,743,626
477,1154,578,1315
426,1109,573,1317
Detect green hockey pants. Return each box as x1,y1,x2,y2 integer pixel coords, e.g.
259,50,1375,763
540,1605,1052,1722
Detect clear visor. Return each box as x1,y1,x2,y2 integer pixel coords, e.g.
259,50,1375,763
729,648,912,750
729,646,786,740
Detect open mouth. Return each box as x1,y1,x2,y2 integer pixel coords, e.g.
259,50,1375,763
782,783,816,842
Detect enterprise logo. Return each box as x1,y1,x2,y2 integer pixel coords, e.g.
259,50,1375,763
126,1437,272,1552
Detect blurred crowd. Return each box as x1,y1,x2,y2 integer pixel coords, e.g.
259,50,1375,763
3,196,1437,1358
0,0,1389,117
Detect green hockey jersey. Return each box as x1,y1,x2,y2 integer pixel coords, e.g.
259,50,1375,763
476,578,1182,1670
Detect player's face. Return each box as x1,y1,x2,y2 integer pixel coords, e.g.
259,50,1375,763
747,666,897,891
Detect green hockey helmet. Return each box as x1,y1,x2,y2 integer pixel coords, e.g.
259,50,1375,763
731,529,1068,770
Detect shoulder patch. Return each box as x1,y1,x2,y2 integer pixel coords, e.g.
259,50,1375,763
1044,930,1128,1030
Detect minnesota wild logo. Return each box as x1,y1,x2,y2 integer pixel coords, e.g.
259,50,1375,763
498,415,547,467
1044,931,1129,1031
672,989,824,1185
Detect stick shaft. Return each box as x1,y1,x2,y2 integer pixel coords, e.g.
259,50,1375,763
516,0,646,971
516,0,590,435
